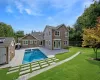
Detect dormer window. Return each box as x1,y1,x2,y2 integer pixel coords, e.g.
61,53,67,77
0,38,5,43
55,31,60,36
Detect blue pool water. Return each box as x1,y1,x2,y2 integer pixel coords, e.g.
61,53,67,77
22,49,47,64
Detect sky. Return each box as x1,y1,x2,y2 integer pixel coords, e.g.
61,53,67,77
0,0,94,33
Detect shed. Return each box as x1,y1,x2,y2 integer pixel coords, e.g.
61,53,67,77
0,37,15,64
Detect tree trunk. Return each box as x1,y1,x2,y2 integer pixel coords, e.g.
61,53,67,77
93,47,98,59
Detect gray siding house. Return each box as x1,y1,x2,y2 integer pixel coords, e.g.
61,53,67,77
44,24,69,50
19,24,69,50
19,32,44,48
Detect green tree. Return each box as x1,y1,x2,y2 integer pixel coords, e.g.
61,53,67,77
72,1,100,42
0,22,14,37
82,17,100,59
15,30,24,42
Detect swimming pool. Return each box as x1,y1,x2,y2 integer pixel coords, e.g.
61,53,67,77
22,49,48,64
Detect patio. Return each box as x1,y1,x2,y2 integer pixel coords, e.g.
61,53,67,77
0,47,68,68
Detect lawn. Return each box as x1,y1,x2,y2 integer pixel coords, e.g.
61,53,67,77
56,47,81,61
0,68,19,80
29,47,100,80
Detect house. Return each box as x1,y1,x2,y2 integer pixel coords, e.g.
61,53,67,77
19,32,44,48
19,24,69,49
44,24,69,49
0,37,15,64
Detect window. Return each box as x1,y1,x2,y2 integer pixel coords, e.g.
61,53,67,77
49,31,51,35
0,38,5,43
23,40,28,45
55,31,60,36
65,32,68,37
49,40,50,45
30,40,33,44
64,41,67,46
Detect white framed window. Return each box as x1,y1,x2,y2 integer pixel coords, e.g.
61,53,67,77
64,41,67,46
49,40,50,45
23,40,28,45
65,32,68,37
30,40,33,44
55,31,60,36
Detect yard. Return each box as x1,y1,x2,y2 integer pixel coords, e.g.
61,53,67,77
29,47,100,80
0,47,100,80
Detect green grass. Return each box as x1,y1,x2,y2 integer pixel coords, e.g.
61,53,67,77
0,68,19,80
29,47,100,80
56,47,81,61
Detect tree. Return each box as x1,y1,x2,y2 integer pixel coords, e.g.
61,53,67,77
15,30,24,42
15,30,24,37
82,17,100,59
73,1,100,42
0,22,14,37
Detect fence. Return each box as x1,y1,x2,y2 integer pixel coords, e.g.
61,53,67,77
69,41,82,47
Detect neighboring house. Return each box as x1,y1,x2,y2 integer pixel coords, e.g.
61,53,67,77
0,37,15,64
44,24,69,50
19,24,69,49
19,32,43,48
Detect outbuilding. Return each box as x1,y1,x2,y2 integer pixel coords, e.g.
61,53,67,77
0,37,15,65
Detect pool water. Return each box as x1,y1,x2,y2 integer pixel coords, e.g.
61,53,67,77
22,49,47,64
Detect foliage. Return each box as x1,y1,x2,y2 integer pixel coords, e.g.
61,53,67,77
82,17,100,59
0,22,14,37
15,30,24,37
14,30,24,42
69,1,100,42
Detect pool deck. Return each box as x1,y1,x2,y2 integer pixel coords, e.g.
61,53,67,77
0,47,68,68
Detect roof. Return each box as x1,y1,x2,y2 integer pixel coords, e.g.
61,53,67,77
44,24,68,32
20,34,38,40
0,37,14,47
31,32,43,40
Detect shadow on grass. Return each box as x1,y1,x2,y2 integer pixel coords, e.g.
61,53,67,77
86,52,100,67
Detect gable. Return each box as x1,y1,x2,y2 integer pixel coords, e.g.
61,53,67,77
57,24,68,31
21,34,37,40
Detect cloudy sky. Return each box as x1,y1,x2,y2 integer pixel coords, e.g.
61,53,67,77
0,0,93,33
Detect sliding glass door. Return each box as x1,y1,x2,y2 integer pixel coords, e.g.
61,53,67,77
54,40,61,49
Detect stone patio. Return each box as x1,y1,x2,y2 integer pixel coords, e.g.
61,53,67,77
0,47,68,68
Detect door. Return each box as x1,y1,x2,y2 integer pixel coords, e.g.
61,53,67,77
0,48,6,64
54,40,61,49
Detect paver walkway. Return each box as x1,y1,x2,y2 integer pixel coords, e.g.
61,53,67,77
7,57,59,76
18,51,80,80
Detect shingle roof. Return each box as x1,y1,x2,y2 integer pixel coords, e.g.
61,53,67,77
0,37,14,47
31,32,44,40
44,24,68,32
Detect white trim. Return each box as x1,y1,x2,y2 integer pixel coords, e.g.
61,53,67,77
53,40,61,49
65,32,69,37
30,40,33,44
53,39,61,40
22,40,28,45
54,31,60,36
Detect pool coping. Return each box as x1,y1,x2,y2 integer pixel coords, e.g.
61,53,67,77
0,47,68,68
